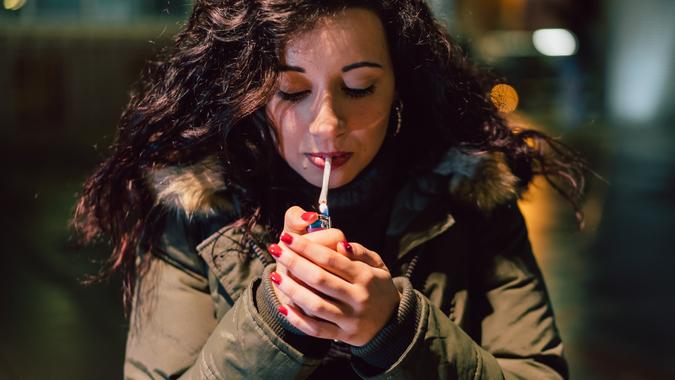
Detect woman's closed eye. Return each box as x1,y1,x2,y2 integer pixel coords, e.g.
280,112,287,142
343,84,376,98
277,84,376,102
277,90,310,102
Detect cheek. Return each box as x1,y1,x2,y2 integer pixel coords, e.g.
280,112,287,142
266,102,306,155
347,99,391,135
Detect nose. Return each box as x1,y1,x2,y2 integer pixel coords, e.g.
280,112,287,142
308,93,343,138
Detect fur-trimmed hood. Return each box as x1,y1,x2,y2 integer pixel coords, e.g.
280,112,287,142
146,148,519,219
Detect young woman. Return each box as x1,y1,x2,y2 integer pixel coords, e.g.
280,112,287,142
74,1,585,378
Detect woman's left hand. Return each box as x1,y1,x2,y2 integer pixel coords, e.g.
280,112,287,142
268,231,401,346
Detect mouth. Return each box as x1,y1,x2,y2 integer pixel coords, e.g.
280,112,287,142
305,152,353,169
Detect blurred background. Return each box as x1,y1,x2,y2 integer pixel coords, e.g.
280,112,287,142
1,0,674,378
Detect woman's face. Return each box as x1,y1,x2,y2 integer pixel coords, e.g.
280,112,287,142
265,8,396,188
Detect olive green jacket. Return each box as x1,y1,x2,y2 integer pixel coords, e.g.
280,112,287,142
124,150,568,379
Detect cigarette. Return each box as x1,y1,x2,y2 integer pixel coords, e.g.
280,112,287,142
319,156,331,206
308,157,332,232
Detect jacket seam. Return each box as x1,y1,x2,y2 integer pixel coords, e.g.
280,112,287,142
472,345,482,380
196,223,237,252
199,353,218,380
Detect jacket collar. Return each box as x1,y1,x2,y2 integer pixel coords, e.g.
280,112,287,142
146,148,519,259
385,148,519,259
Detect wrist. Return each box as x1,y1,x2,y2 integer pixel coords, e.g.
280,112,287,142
350,277,421,370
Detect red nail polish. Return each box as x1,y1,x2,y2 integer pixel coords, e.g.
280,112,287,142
278,305,288,316
270,272,282,285
280,232,293,245
341,240,353,253
301,212,318,223
268,244,282,258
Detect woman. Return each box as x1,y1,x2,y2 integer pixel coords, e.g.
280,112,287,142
73,1,585,379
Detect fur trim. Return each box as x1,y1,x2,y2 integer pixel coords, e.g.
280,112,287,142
434,148,519,211
146,156,230,217
146,150,518,215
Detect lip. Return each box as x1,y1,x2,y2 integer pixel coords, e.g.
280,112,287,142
305,152,353,169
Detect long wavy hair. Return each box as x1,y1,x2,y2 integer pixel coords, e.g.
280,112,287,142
72,0,587,309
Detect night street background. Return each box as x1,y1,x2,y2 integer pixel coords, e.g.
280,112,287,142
2,0,674,378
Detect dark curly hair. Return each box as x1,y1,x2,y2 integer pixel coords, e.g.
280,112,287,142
72,0,587,308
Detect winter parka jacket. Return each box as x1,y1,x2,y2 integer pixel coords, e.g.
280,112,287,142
123,149,568,379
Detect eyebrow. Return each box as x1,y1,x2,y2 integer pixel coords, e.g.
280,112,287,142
278,61,383,73
342,61,383,72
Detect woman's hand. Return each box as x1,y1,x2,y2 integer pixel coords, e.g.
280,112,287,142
267,230,401,347
273,206,320,307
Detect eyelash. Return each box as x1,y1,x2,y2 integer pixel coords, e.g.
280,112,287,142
277,85,376,102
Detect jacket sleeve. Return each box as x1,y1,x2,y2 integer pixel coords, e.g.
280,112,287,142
123,214,325,380
351,203,568,379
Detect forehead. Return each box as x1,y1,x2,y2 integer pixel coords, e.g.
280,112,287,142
281,8,390,67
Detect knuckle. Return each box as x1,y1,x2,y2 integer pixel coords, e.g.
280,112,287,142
352,288,370,310
371,270,386,281
294,235,308,251
309,271,328,288
307,323,323,337
311,301,329,316
344,321,358,335
359,271,376,286
322,253,338,269
283,282,297,299
336,284,351,300
285,253,299,270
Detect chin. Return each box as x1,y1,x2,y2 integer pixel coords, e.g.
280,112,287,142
299,168,358,189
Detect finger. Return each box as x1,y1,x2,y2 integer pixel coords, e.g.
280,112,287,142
302,228,347,253
278,303,341,340
268,242,353,301
283,206,319,235
271,270,349,326
337,242,388,271
279,232,359,282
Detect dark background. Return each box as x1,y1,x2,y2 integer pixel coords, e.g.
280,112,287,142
2,0,674,378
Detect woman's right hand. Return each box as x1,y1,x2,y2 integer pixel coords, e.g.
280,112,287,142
272,206,320,306
274,206,374,311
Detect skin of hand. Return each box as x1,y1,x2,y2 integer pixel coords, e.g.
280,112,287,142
269,206,401,347
273,206,320,307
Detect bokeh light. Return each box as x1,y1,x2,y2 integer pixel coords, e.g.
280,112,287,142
3,0,26,11
490,83,519,113
533,28,578,57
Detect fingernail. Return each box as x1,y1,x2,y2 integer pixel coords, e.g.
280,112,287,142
301,212,318,223
341,240,353,253
268,244,282,258
270,272,282,285
278,305,288,316
280,232,293,245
